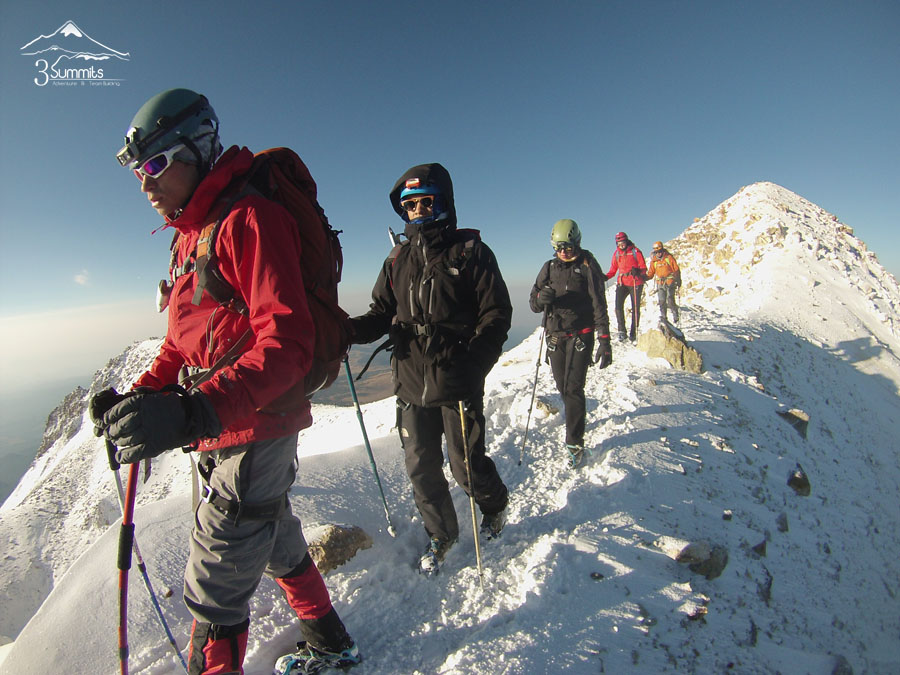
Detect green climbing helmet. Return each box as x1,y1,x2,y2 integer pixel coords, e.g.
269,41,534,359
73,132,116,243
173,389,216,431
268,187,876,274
550,218,582,249
116,88,218,170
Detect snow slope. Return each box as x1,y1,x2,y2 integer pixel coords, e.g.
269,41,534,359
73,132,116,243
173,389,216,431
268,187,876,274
2,182,898,674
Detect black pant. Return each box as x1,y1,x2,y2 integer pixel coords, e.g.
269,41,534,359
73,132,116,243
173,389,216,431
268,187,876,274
548,332,593,447
397,399,508,543
614,284,643,338
656,283,678,320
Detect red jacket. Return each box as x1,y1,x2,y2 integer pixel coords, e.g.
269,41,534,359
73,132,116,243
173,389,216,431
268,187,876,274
606,243,647,287
134,146,314,450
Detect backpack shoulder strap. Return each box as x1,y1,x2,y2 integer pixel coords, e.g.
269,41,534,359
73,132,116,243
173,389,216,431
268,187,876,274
387,239,410,288
455,227,482,247
190,185,259,312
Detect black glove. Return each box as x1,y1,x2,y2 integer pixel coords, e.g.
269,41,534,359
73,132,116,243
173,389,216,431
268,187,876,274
444,360,484,401
594,334,612,369
537,286,556,308
100,386,222,464
89,388,128,437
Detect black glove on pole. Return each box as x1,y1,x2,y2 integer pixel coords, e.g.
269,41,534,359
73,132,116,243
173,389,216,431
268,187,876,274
90,387,128,450
101,385,222,465
537,286,556,309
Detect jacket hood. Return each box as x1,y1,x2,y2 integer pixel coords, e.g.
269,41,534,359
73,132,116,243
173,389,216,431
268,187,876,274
389,163,457,231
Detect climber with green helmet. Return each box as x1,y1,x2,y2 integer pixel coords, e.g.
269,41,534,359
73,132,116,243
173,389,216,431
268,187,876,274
530,219,612,469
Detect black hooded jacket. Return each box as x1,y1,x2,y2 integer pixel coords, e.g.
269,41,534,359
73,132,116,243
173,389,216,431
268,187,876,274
529,249,610,336
351,163,513,407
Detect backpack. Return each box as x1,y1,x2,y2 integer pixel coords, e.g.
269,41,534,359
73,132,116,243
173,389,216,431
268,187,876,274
182,147,350,410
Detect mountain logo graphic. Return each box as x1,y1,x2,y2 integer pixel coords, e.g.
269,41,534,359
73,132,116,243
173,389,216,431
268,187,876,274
20,20,130,87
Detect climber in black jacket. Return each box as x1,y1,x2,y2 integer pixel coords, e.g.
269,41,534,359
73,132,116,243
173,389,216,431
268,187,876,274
530,219,612,468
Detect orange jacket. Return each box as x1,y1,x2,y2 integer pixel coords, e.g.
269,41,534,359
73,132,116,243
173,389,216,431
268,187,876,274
646,249,680,286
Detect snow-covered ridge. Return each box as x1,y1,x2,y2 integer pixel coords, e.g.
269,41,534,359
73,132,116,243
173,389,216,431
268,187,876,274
2,182,898,673
672,181,899,342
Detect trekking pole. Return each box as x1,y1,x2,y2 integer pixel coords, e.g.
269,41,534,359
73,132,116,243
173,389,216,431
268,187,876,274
518,318,546,466
116,458,139,675
342,356,396,536
631,282,638,338
458,401,484,589
105,442,188,673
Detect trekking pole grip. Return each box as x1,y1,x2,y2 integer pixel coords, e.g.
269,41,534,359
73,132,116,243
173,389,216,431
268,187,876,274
106,439,121,472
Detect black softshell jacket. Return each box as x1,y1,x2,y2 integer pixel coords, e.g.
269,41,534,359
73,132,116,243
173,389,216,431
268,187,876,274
529,249,611,336
352,163,513,407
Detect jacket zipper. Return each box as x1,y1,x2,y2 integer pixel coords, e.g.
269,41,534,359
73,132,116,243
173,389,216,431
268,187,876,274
416,238,432,404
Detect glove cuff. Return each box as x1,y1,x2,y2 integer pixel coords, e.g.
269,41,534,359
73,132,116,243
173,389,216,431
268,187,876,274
190,391,223,438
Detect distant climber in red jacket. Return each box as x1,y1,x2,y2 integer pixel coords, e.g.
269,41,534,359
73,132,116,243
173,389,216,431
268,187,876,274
606,231,647,342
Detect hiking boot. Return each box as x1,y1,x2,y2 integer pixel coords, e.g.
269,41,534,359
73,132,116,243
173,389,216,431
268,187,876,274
274,640,360,674
480,506,507,540
418,537,456,576
566,444,586,469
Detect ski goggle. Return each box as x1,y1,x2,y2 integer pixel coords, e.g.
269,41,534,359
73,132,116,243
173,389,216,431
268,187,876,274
554,242,575,252
133,144,185,180
400,196,435,212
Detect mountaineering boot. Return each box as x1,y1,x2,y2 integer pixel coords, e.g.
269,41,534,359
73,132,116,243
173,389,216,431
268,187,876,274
418,536,456,576
566,444,586,469
273,641,360,674
617,331,627,343
480,505,508,540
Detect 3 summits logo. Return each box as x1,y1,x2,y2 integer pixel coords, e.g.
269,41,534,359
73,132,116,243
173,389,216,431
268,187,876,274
20,20,130,87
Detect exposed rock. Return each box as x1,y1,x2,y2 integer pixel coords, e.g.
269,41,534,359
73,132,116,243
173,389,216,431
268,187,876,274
689,546,729,580
306,524,372,575
636,322,704,374
674,540,712,565
776,406,810,438
776,512,789,533
535,398,559,417
788,464,812,496
757,566,773,604
751,539,767,557
653,536,728,580
831,654,853,675
36,387,88,459
653,535,699,560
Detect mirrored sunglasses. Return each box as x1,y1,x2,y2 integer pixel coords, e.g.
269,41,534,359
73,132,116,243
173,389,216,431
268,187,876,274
401,196,435,212
133,144,185,180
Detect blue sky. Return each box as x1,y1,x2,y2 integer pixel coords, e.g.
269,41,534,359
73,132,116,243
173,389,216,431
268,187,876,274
1,0,898,388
